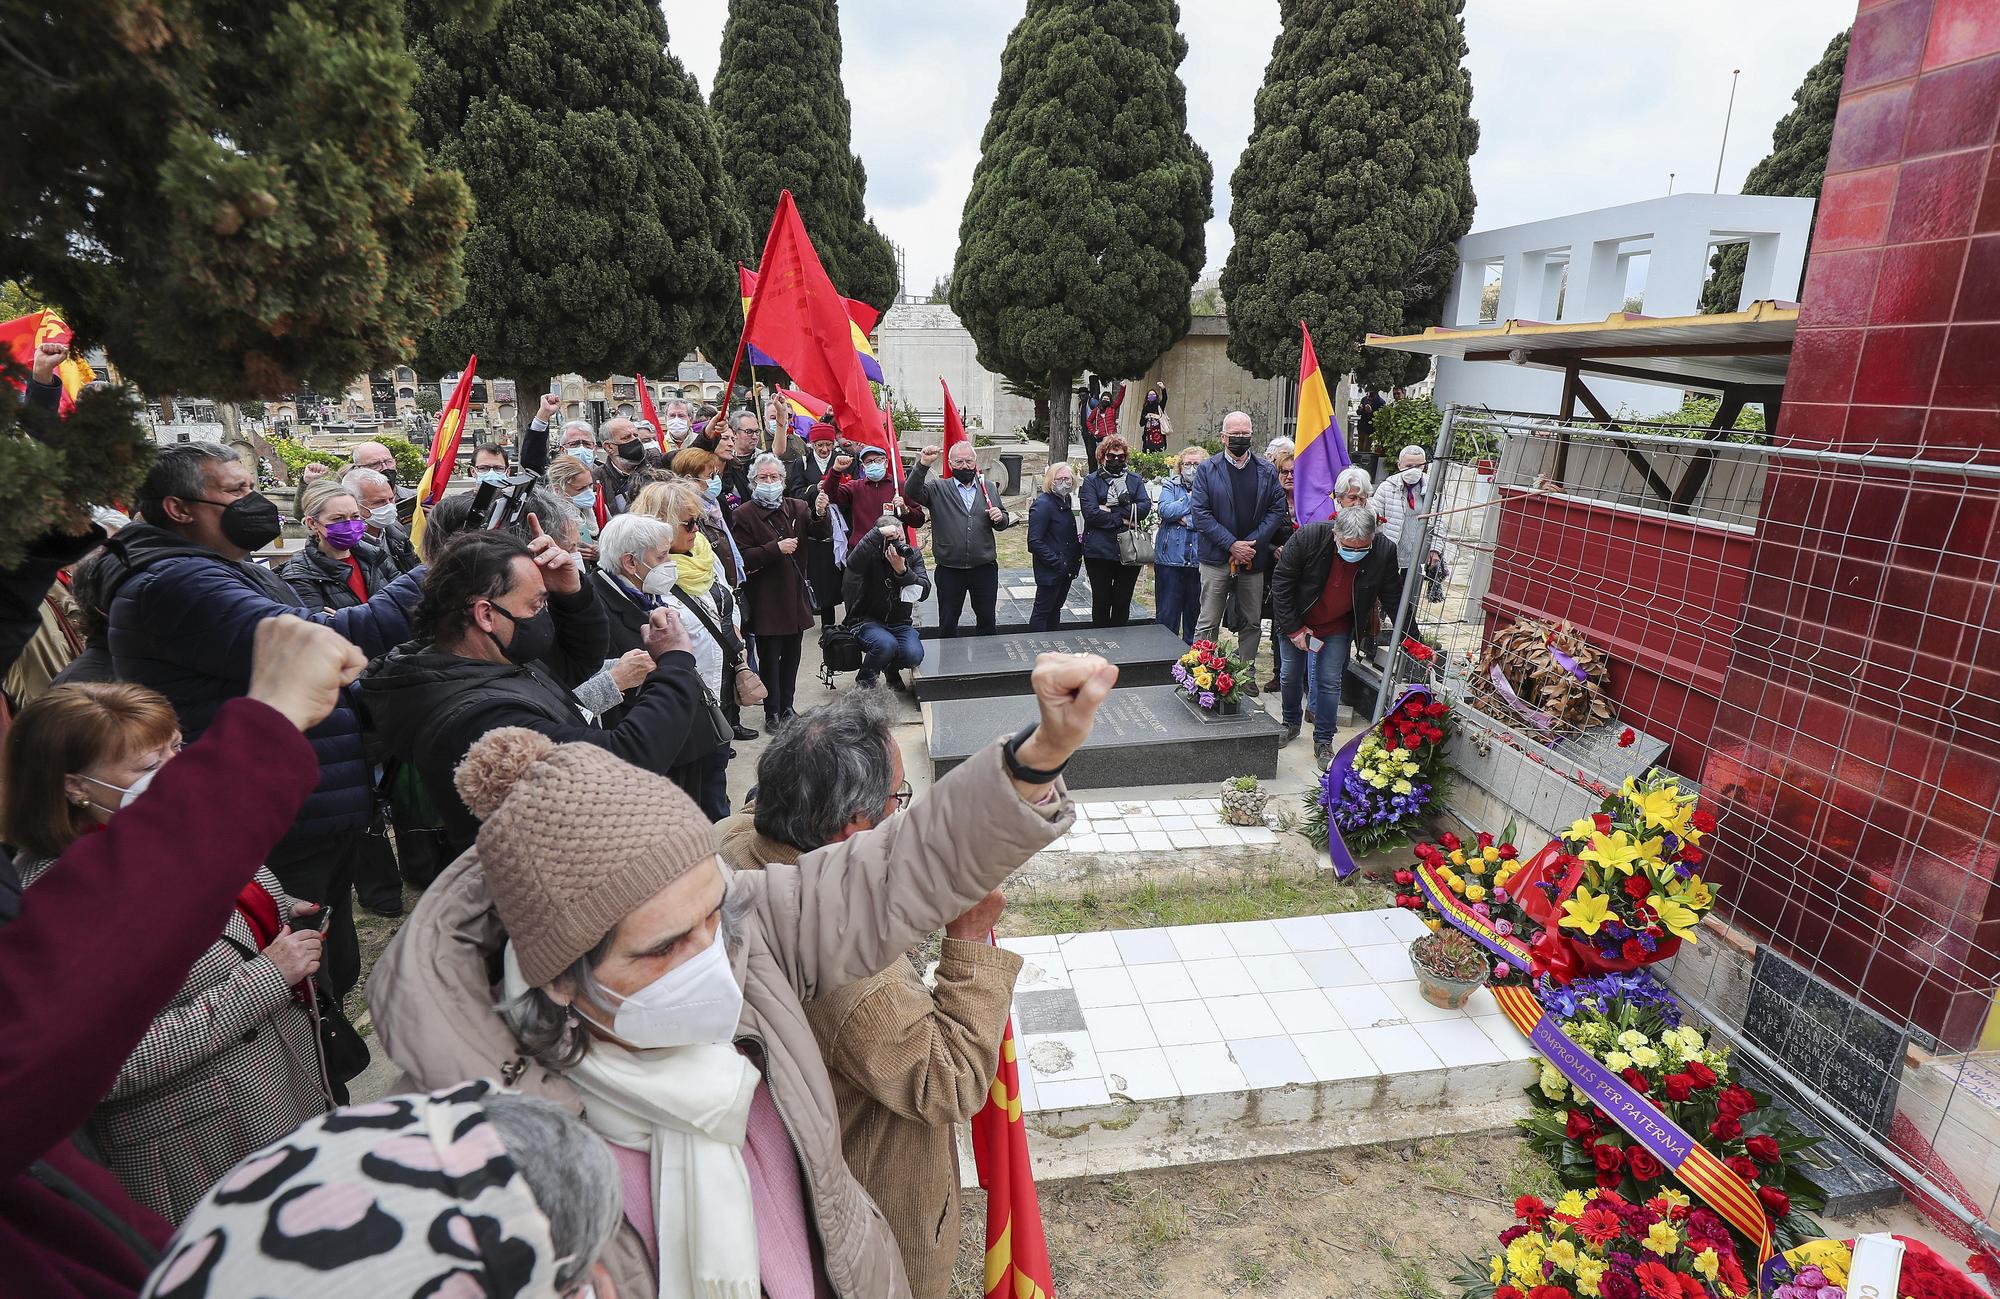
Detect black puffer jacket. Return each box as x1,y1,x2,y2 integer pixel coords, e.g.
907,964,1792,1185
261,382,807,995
280,539,401,611
841,528,931,628
103,524,424,848
1270,525,1400,646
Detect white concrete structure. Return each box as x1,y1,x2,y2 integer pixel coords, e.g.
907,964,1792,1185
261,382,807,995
874,303,1037,435
1433,194,1815,416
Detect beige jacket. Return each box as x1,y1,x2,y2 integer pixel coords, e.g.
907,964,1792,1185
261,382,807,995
368,741,1069,1299
718,816,1023,1299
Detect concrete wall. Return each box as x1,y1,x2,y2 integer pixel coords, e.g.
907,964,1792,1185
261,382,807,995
875,304,1038,436
1115,315,1292,451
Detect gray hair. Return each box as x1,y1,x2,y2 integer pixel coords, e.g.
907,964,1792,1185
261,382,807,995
136,443,242,527
663,399,691,418
1264,436,1292,461
480,1093,622,1291
1221,410,1253,435
1333,465,1374,500
1399,445,1427,468
340,466,392,498
596,512,673,576
750,452,786,478
752,689,898,850
560,419,596,444
1041,462,1076,493
1333,504,1378,544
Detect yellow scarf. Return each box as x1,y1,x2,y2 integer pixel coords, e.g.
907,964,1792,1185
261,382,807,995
668,531,718,597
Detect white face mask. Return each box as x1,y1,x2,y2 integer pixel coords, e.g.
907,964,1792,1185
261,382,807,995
368,502,397,529
586,935,743,1050
640,563,677,598
665,417,690,438
82,767,156,811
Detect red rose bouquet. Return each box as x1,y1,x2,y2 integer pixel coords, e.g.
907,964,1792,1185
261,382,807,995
1456,1186,1755,1299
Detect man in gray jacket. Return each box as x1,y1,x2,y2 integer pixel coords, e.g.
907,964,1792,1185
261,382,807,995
904,440,1014,637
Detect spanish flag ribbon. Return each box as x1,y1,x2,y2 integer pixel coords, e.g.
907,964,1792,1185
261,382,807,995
1414,859,1774,1267
409,356,477,554
972,1008,1054,1299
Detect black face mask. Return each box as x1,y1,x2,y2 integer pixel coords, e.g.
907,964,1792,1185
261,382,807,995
951,467,978,485
1102,458,1127,474
616,439,648,465
195,492,283,551
1225,436,1253,458
488,603,556,665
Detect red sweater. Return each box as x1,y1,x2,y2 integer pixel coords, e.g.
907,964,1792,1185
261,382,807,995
822,466,927,535
0,697,319,1299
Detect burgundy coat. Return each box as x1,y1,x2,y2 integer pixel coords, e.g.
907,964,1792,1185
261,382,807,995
822,464,927,536
0,698,319,1298
729,496,832,637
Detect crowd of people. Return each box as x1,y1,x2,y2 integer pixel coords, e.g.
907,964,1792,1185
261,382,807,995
2,332,1440,1298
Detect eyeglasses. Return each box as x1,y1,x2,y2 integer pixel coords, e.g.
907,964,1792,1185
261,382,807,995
891,779,913,811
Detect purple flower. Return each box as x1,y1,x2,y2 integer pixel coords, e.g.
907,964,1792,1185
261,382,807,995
1198,691,1215,708
1494,919,1514,936
1494,962,1512,978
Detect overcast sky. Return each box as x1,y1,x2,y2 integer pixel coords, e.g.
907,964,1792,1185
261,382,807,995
661,1,1853,295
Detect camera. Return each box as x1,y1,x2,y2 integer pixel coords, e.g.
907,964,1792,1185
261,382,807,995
469,472,541,533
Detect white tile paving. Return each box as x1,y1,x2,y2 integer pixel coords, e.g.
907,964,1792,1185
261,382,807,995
1008,907,1538,1124
1033,799,1296,858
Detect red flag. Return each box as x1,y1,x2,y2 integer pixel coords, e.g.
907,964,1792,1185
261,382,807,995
408,357,477,553
973,1015,1055,1299
941,378,971,463
739,192,890,455
1,311,95,414
636,374,667,454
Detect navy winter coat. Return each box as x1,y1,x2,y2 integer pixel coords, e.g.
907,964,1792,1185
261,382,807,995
103,524,426,849
1027,492,1082,580
1078,468,1152,563
1189,453,1287,568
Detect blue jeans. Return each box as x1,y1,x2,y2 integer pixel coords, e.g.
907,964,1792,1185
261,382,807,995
1154,563,1201,643
854,621,923,683
1281,632,1351,745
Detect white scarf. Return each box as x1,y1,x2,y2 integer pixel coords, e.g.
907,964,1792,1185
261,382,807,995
503,944,761,1299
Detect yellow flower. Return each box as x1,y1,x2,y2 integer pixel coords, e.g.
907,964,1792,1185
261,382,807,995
1489,1254,1506,1286
1581,832,1645,876
1482,845,1501,863
1392,779,1413,795
1655,1187,1690,1210
1449,849,1466,867
1425,917,1441,933
1545,1239,1579,1273
1506,1237,1546,1289
1605,1050,1633,1072
1616,1029,1647,1050
1555,1190,1588,1218
1627,783,1687,831
1629,1045,1661,1068
1539,1065,1567,1100
1464,883,1486,903
1193,668,1212,688
1653,895,1701,941
1567,816,1600,843
1643,1221,1679,1256
1786,1240,1851,1287
1573,1257,1605,1297
1672,876,1714,910
1693,1248,1719,1281
1559,886,1613,935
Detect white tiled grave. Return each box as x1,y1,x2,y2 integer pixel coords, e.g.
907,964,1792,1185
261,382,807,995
1034,799,1283,856
982,906,1540,1181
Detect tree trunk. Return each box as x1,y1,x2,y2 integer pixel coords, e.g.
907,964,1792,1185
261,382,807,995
516,374,552,452
1046,375,1073,461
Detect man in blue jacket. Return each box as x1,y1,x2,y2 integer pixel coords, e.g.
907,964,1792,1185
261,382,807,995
104,443,426,995
1190,411,1287,688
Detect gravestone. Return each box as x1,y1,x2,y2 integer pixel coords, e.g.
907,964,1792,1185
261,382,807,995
912,624,1191,702
1730,1063,1903,1216
1743,947,1907,1139
924,684,1281,790
915,567,1153,640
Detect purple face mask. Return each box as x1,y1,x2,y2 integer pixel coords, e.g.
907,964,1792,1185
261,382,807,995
323,519,369,551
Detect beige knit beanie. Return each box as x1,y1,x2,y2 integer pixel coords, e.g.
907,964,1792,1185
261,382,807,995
454,727,718,987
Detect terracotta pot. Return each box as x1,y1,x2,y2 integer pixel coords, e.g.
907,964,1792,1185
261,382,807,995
1410,943,1485,1009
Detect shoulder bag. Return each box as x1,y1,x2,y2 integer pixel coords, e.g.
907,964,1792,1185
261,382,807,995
1115,478,1155,566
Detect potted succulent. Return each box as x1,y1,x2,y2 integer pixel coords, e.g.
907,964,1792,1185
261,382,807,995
1409,927,1489,1009
1218,774,1267,826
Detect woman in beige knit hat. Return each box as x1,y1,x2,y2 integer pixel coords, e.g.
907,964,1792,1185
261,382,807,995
370,652,1118,1299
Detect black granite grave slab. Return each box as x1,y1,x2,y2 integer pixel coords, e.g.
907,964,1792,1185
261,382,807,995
1732,1064,1903,1216
914,567,1153,640
1744,947,1907,1139
924,683,1281,790
912,623,1192,702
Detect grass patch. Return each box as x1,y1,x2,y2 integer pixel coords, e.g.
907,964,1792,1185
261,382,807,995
1000,867,1392,938
1411,1136,1470,1194
1134,1191,1189,1247
1230,1254,1271,1289
1389,1258,1445,1299
1496,1152,1562,1205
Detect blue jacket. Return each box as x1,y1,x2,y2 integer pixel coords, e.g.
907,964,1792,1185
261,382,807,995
1027,492,1082,579
1078,468,1152,564
104,524,426,849
1153,477,1201,569
1190,454,1287,567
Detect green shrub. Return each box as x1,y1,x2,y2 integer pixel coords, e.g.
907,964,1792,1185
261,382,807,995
382,437,427,483
265,435,348,478
1129,450,1174,482
1371,396,1443,458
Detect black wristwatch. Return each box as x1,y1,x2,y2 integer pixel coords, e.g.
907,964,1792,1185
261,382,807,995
1002,724,1068,784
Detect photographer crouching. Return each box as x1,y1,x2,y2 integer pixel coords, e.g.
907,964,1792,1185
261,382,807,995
842,516,930,690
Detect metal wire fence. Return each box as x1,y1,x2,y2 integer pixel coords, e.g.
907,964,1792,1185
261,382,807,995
1374,405,2000,1245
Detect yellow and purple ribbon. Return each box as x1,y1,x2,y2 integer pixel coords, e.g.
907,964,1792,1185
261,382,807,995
1323,684,1431,879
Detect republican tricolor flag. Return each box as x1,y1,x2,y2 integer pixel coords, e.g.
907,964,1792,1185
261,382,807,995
738,263,884,382
409,356,477,553
972,1014,1055,1299
1291,322,1349,527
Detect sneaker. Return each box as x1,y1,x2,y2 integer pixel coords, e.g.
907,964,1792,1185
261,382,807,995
1313,742,1333,772
731,723,759,742
886,668,907,691
1280,724,1300,745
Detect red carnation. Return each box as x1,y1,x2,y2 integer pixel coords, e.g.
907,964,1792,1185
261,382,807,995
1623,875,1652,901
1621,1067,1651,1093
1592,813,1613,834
1724,1155,1759,1182
1621,938,1648,964
1626,1147,1664,1182
1618,727,1637,747
1439,832,1462,852
1691,809,1716,834
1679,844,1704,865
1566,1110,1597,1140
1756,1185,1790,1217
1682,1060,1719,1089
1745,1134,1781,1164
1514,1194,1550,1226
1661,1073,1694,1102
1591,1142,1626,1173
1529,1287,1572,1299
1709,1116,1742,1142
1394,869,1415,886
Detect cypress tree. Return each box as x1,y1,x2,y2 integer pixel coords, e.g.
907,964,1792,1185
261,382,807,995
710,0,900,313
1701,29,1850,314
405,0,750,415
1220,0,1478,388
951,0,1212,460
0,0,480,401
